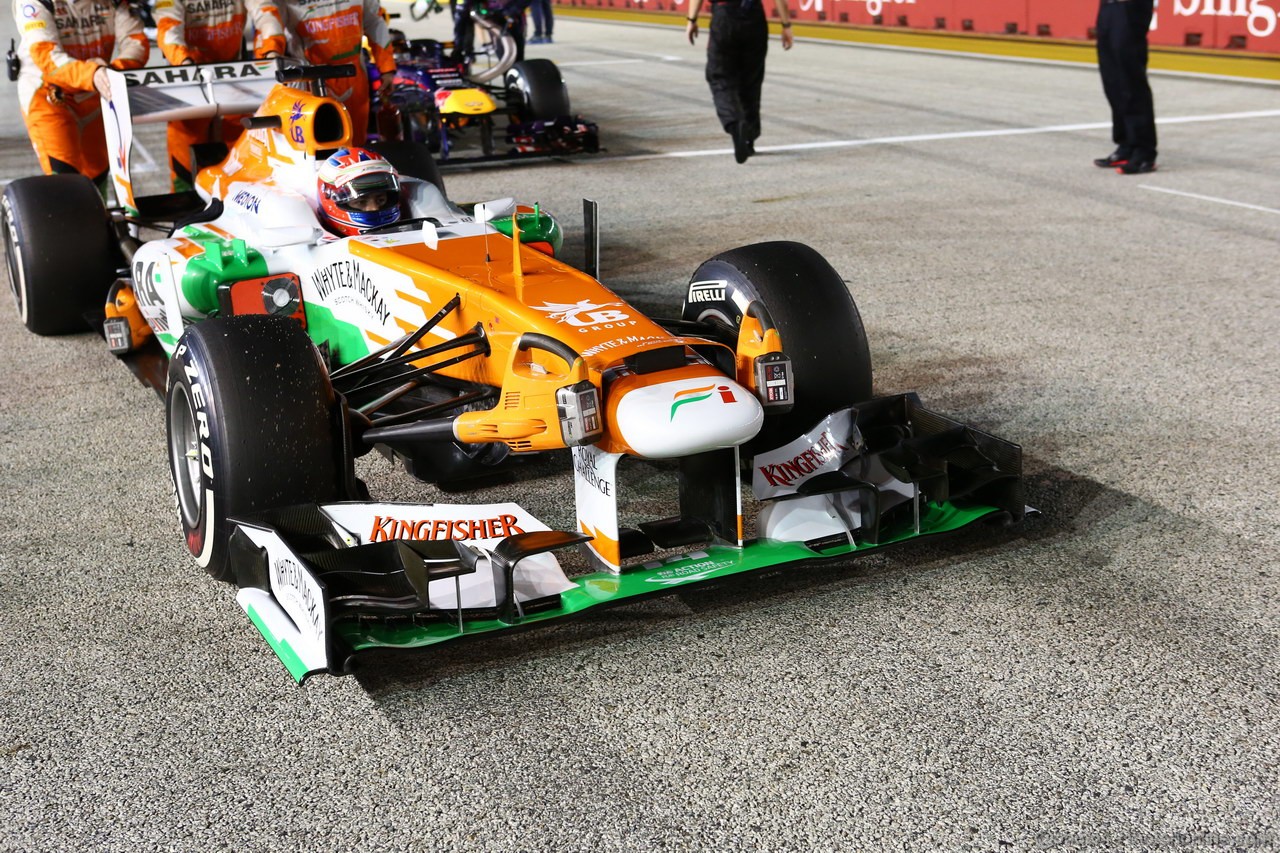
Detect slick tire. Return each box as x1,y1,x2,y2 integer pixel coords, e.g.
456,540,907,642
682,241,873,454
505,59,570,121
166,316,341,582
2,174,117,335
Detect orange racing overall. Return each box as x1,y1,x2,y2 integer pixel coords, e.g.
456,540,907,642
14,0,148,180
155,0,287,188
281,0,394,143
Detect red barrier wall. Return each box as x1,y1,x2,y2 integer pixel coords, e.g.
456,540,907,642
557,0,1280,53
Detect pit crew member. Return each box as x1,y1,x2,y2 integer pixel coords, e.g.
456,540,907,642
281,0,395,143
155,0,287,189
13,0,149,181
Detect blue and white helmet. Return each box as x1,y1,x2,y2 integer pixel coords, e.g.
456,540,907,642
317,147,402,235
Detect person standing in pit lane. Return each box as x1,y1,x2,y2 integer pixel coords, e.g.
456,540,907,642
155,0,287,189
13,0,149,182
280,0,395,143
1094,0,1157,174
685,0,792,164
528,0,551,44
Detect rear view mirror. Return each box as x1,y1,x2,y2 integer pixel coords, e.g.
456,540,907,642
474,197,516,223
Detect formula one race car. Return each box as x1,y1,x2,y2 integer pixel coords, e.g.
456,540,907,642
3,62,1027,682
370,6,598,161
372,35,598,161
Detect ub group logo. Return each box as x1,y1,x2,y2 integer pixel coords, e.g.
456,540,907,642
529,297,629,326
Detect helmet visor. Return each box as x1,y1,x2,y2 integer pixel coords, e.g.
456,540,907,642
330,172,402,211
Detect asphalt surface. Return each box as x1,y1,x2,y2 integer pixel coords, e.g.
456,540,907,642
2,13,1279,853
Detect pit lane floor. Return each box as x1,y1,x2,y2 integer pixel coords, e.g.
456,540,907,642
1,14,1278,852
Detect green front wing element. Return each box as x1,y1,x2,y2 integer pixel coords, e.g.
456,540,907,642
337,501,1002,654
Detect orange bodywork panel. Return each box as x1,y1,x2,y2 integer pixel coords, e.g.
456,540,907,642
345,234,739,454
347,235,684,382
196,84,353,196
454,346,592,453
734,312,784,393
104,283,153,350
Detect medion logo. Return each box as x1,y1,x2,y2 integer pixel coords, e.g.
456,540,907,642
368,514,526,542
231,190,260,213
756,429,848,489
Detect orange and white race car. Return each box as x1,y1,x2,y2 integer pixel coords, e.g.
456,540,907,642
2,62,1029,682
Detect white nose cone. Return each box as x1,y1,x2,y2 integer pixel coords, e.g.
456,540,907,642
614,377,763,458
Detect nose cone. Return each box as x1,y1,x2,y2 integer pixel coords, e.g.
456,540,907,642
614,377,763,459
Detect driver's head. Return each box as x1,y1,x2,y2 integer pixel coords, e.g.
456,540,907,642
317,147,401,235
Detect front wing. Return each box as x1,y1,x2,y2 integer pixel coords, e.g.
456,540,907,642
228,393,1027,682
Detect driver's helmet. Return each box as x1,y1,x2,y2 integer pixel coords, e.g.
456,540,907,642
317,147,402,235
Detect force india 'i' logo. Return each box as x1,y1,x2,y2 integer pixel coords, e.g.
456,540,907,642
669,384,737,420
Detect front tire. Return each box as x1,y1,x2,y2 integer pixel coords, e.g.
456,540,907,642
505,59,570,121
682,241,873,452
2,174,117,335
166,316,342,581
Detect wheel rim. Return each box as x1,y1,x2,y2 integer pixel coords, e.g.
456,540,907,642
509,76,531,117
1,198,27,323
168,383,204,529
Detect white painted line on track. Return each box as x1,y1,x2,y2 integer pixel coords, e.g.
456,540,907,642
1138,185,1280,215
610,109,1280,162
595,47,683,61
557,59,648,67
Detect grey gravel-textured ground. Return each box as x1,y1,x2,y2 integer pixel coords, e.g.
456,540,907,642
1,12,1278,853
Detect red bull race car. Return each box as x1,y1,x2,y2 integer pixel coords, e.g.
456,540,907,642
372,3,598,161
2,61,1028,682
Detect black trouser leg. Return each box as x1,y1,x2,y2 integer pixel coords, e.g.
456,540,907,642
1096,1,1157,160
1096,7,1128,153
737,41,766,142
706,6,768,139
706,23,744,136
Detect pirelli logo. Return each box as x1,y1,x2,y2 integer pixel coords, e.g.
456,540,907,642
687,280,728,304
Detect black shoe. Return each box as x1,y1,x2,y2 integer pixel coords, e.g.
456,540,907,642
1094,150,1130,168
1116,159,1156,175
732,129,750,164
